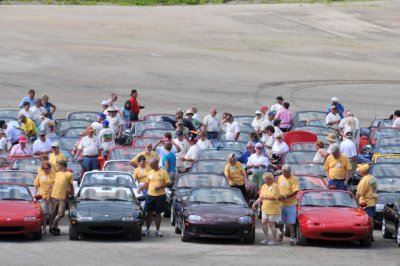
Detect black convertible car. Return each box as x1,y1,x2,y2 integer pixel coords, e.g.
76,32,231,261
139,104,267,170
69,184,143,241
175,187,255,244
381,199,400,247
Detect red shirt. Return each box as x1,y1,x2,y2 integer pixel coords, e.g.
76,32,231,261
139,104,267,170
130,96,140,114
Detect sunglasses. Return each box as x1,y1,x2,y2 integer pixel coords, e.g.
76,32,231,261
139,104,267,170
42,168,50,170
256,147,262,149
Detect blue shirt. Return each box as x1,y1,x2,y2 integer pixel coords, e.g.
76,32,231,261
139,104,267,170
326,103,345,118
162,151,176,173
19,97,35,109
6,125,21,144
42,102,54,120
238,150,251,166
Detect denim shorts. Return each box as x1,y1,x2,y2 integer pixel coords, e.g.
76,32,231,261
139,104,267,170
364,206,376,218
328,179,347,191
279,205,296,225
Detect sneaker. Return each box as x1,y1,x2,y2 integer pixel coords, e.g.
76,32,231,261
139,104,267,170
260,239,269,245
142,229,150,236
156,231,163,237
289,238,296,246
278,233,283,242
267,241,277,246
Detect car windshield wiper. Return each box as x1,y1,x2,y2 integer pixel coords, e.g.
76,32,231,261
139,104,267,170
80,198,100,201
1,198,27,201
189,200,211,204
216,201,240,205
301,204,327,207
104,198,129,202
177,186,192,189
328,204,352,208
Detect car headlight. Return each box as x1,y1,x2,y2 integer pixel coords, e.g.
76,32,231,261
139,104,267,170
24,216,37,221
122,217,135,222
188,215,205,222
376,203,384,212
78,216,93,221
237,216,253,224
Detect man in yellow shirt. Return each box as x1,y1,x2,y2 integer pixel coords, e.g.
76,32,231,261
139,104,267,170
131,143,159,171
356,164,377,240
49,142,66,170
324,144,351,190
48,160,74,236
133,155,148,196
252,172,281,245
19,115,37,140
138,159,170,237
277,164,299,246
224,153,246,199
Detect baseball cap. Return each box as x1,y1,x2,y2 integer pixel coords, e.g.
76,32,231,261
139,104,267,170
186,109,194,115
326,133,337,142
255,142,263,148
267,111,274,116
57,160,68,168
261,105,268,111
176,108,183,114
331,97,339,102
176,130,183,136
18,135,28,143
102,120,109,126
106,106,118,112
87,127,95,133
101,100,109,105
356,164,369,173
38,130,46,136
330,105,337,109
98,112,106,119
51,142,60,147
276,96,284,101
255,110,262,115
176,119,183,125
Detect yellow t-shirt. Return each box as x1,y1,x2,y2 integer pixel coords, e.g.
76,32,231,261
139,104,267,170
277,175,299,207
21,118,37,136
145,169,170,197
131,151,159,172
324,154,351,180
49,152,67,170
133,166,148,184
357,174,378,207
50,171,73,200
260,183,281,215
34,172,55,200
224,162,245,186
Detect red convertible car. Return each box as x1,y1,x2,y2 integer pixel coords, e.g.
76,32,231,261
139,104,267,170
296,190,372,247
0,182,43,240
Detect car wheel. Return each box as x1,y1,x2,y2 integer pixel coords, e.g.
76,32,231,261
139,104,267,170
244,228,255,244
32,230,42,241
181,220,191,242
397,223,400,247
175,220,182,234
284,223,290,237
382,218,393,239
360,234,372,247
163,202,171,218
170,205,176,226
131,226,142,241
69,225,79,241
295,224,307,246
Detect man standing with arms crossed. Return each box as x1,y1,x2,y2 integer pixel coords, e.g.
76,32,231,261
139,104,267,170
324,144,351,190
138,159,170,237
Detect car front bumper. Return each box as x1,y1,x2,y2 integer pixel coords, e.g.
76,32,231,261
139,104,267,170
301,225,370,241
184,222,255,239
0,219,42,235
70,219,142,235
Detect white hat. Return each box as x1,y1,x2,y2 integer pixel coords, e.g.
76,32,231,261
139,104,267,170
331,97,339,102
106,106,118,112
101,100,109,105
255,110,262,115
51,142,59,147
186,109,194,115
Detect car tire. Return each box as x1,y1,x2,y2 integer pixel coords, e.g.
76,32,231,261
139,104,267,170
284,223,290,237
181,221,191,242
295,224,307,246
69,225,79,241
397,223,400,247
360,234,372,247
175,221,182,234
163,202,171,218
244,228,255,244
382,218,392,239
32,230,42,241
131,226,142,241
170,205,176,226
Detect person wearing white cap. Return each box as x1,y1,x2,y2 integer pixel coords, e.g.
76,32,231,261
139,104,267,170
101,100,109,114
185,109,202,129
325,105,341,132
33,131,52,156
271,133,289,157
49,142,66,169
202,108,220,140
251,110,263,132
339,110,360,143
106,106,124,145
247,142,270,191
326,97,345,118
340,131,358,172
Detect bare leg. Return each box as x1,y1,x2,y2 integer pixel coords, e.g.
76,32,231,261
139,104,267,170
146,211,153,230
289,224,295,238
269,222,277,241
155,213,161,231
261,218,269,241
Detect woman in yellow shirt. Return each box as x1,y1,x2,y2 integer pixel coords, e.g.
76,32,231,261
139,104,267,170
252,172,281,245
133,155,148,196
224,153,246,200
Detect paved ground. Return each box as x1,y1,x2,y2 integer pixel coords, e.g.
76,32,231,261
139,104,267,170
1,2,400,265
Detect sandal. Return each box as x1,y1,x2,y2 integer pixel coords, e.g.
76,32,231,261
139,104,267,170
278,233,283,242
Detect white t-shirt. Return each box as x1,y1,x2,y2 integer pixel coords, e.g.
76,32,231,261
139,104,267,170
32,138,52,154
251,117,263,132
107,116,123,135
340,139,357,158
29,106,46,124
174,138,190,168
40,118,56,136
203,115,220,132
271,141,289,155
184,144,201,168
313,150,326,163
270,103,283,114
326,113,341,129
392,117,400,128
0,137,7,152
78,136,101,156
91,121,104,135
274,127,283,137
197,139,213,150
98,128,115,151
18,109,32,119
247,153,270,172
260,119,274,130
225,121,240,140
262,134,275,149
193,113,201,122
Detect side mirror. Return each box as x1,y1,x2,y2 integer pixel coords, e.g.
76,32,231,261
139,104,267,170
359,201,368,208
34,194,42,201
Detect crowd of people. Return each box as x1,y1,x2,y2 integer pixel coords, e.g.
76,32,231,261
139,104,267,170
1,89,398,244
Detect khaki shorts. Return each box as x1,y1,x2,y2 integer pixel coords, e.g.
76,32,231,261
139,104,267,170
49,198,66,218
262,212,281,223
38,200,49,215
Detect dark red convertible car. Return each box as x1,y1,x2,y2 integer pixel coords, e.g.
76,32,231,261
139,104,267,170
296,190,372,247
0,182,43,240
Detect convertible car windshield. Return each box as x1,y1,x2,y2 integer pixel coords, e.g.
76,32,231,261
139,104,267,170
177,174,228,188
0,184,32,201
188,188,246,205
0,171,35,186
301,191,356,208
81,172,135,187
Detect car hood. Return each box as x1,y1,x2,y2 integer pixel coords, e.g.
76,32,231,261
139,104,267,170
186,205,252,221
0,201,37,217
300,207,367,223
75,201,138,217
